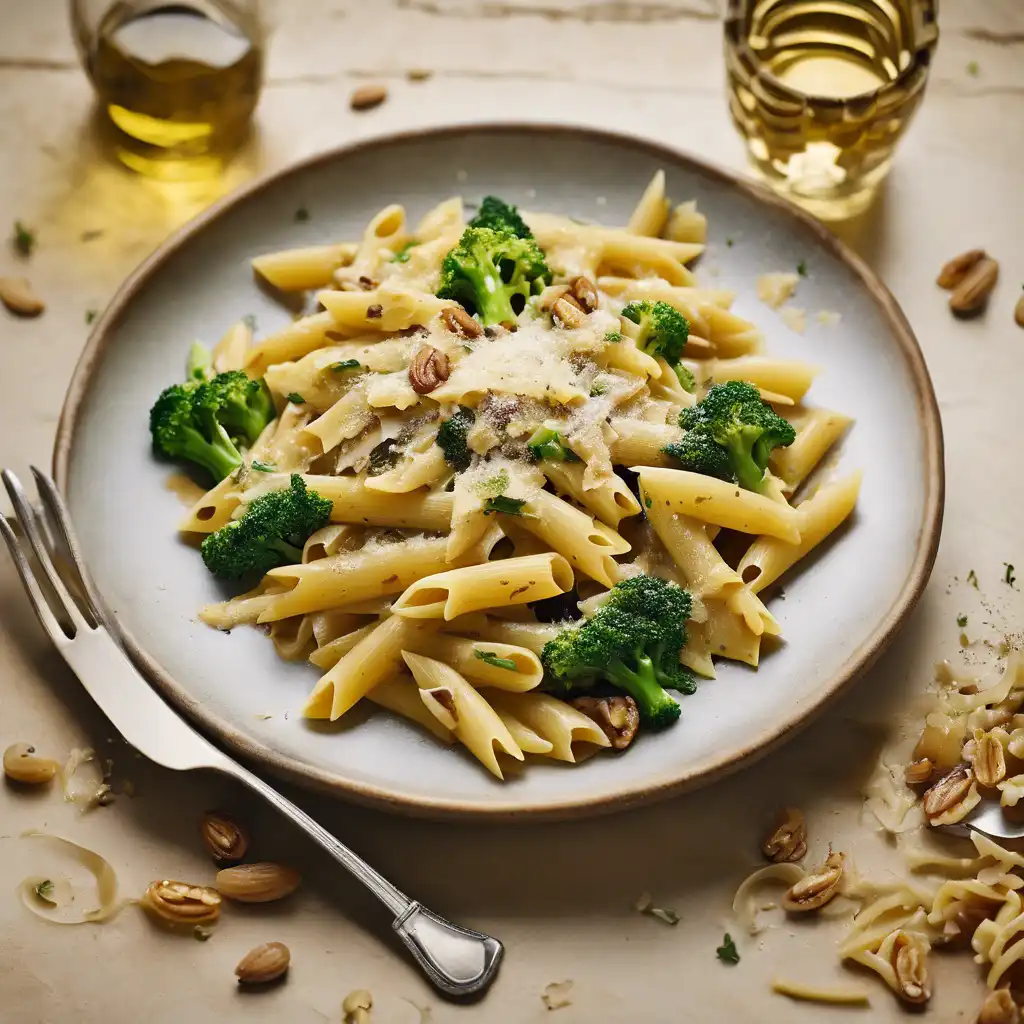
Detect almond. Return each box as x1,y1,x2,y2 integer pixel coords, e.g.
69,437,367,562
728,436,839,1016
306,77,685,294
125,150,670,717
3,743,59,785
0,277,45,317
215,862,301,903
350,85,387,111
199,811,249,864
949,257,999,316
936,249,985,289
235,941,290,985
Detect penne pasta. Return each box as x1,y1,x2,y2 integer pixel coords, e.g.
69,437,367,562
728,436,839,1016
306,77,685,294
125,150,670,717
487,691,611,763
252,243,357,292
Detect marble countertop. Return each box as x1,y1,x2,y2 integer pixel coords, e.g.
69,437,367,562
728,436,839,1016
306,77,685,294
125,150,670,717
2,1,1023,1020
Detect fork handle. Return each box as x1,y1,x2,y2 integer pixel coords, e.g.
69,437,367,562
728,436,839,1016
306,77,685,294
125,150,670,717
228,764,503,997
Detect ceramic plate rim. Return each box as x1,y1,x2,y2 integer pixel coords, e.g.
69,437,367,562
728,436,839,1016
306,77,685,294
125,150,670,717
52,122,944,821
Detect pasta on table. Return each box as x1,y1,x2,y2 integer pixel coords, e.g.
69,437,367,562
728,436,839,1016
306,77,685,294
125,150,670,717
150,172,860,779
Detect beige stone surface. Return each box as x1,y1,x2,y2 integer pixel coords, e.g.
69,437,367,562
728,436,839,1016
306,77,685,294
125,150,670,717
1,1,1023,1021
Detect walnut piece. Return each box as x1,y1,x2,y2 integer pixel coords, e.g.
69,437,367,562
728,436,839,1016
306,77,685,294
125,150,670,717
3,743,59,785
782,848,843,912
141,880,222,926
409,346,450,395
569,276,599,313
923,762,981,825
441,306,483,338
235,941,290,985
936,249,985,289
200,811,249,863
761,807,807,863
570,695,639,750
552,296,586,329
215,862,301,903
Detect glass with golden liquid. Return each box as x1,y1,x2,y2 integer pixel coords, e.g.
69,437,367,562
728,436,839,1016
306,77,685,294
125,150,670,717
70,0,265,180
725,0,939,219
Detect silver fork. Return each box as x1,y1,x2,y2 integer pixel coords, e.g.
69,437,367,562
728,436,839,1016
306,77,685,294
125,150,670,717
0,467,503,998
939,802,1024,843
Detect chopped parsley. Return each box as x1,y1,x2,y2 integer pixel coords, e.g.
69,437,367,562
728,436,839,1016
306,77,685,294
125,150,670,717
294,207,310,222
475,469,510,499
604,330,623,343
242,314,257,330
967,569,979,589
956,614,968,628
589,381,609,397
368,438,400,476
716,934,740,964
474,649,518,671
967,60,980,77
34,880,55,902
644,495,653,509
330,359,362,372
286,392,306,404
391,241,419,263
482,495,528,516
12,221,35,257
85,309,97,324
796,260,808,277
250,459,277,473
725,237,734,248
1006,563,1018,588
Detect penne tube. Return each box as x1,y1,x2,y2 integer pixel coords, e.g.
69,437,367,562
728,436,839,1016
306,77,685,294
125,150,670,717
269,615,316,661
487,691,611,763
368,674,456,745
242,474,454,532
636,467,803,544
409,633,543,692
665,199,708,244
199,579,288,629
771,408,853,493
441,616,561,656
244,311,341,376
726,586,782,638
303,614,438,720
738,472,862,594
627,170,671,237
308,623,378,670
608,418,682,468
302,382,375,453
302,524,357,563
602,337,662,379
392,553,574,621
541,459,642,530
212,319,252,373
680,619,716,678
365,445,448,494
317,284,454,333
703,598,761,667
514,490,627,588
402,653,523,779
701,357,820,403
259,536,451,623
493,708,554,755
252,243,357,292
178,475,241,534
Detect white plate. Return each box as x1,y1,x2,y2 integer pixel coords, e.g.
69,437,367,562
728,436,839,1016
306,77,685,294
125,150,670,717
55,124,943,819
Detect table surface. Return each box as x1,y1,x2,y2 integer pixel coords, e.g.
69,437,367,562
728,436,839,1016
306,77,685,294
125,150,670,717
2,1,1023,1021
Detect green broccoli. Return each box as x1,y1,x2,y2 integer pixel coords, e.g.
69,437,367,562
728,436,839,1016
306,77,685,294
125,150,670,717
436,406,475,471
527,426,580,463
149,381,243,483
437,226,551,326
186,341,213,382
201,474,332,580
665,380,796,493
469,196,533,239
621,300,692,389
541,574,694,730
193,371,275,448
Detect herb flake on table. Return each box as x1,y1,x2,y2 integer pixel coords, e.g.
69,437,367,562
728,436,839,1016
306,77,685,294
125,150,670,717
12,221,35,257
967,60,980,77
634,891,680,926
1006,563,1018,588
294,207,310,222
243,313,257,330
957,614,968,628
85,309,97,324
967,569,979,588
474,649,518,672
716,933,740,964
33,879,55,903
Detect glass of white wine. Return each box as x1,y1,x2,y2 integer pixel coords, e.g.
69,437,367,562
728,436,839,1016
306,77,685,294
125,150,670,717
725,0,939,220
70,0,265,181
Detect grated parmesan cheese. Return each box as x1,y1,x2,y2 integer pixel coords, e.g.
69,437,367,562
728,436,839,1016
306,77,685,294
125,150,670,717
756,272,800,310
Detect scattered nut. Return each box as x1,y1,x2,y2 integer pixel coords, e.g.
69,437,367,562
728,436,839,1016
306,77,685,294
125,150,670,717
949,257,999,316
0,277,45,317
141,880,222,926
569,276,599,313
350,85,388,112
441,305,483,338
923,762,981,825
215,862,301,903
570,695,639,750
235,941,291,985
200,811,249,864
343,988,373,1023
972,728,1007,788
937,249,985,289
1015,292,1024,330
904,758,935,785
552,296,586,329
409,345,450,394
761,807,807,863
782,847,844,912
891,930,931,1005
366,303,383,320
978,989,1020,1024
407,68,433,82
3,743,59,785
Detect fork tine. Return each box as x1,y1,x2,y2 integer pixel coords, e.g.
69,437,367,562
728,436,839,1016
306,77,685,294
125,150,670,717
0,514,69,645
30,467,104,626
1,470,89,634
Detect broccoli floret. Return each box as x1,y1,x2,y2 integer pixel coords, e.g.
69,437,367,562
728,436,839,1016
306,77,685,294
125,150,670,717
666,380,796,493
469,196,533,239
193,371,275,448
186,341,213,382
201,474,332,580
621,300,690,363
674,363,696,394
541,574,694,730
149,381,243,483
527,426,580,463
436,406,475,472
437,226,551,326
